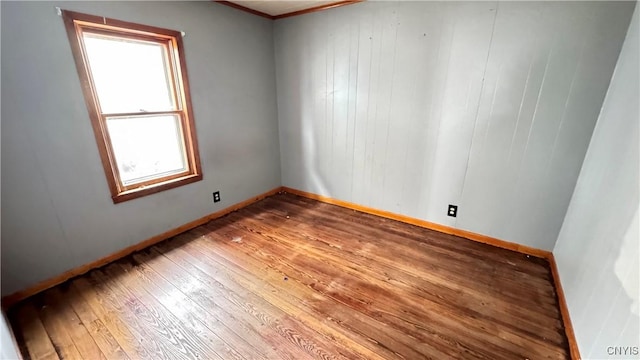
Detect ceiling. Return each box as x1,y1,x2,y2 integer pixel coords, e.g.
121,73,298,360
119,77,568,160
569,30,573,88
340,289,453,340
227,1,344,17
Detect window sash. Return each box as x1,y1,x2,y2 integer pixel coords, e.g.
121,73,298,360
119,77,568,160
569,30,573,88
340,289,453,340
80,28,182,115
100,111,191,191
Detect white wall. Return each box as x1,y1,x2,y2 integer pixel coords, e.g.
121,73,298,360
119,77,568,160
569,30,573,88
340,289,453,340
1,1,281,295
554,5,639,359
274,1,634,250
0,313,19,359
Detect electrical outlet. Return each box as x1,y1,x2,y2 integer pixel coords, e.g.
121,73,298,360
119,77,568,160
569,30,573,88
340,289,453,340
447,205,458,217
213,191,221,203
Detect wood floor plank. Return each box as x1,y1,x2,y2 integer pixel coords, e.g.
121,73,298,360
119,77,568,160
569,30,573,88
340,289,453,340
181,228,458,360
113,258,266,360
10,302,59,360
138,245,358,360
68,280,146,360
281,195,552,277
228,206,566,347
36,291,83,360
63,284,130,360
257,197,567,350
99,262,236,360
73,275,172,359
90,267,225,360
192,221,515,359
249,198,561,334
285,197,552,279
208,214,565,359
240,203,559,314
40,287,107,360
263,197,557,306
152,237,393,360
118,261,276,359
138,243,311,360
7,193,570,360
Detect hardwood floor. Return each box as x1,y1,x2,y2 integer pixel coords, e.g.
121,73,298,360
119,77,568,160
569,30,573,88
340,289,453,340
7,193,570,359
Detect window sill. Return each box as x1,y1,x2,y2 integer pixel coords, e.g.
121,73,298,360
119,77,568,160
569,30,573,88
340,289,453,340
112,173,202,204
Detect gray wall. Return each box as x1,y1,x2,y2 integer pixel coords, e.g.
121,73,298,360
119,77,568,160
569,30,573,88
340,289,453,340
1,1,281,295
554,5,639,358
274,1,633,250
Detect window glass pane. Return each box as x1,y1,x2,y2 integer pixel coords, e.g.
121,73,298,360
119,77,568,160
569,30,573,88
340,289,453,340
83,33,175,113
106,115,186,185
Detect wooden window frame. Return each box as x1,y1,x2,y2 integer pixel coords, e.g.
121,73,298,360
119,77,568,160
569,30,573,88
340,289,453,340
62,10,202,204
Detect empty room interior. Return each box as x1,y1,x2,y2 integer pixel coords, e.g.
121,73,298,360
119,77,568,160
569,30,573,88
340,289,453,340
1,0,638,359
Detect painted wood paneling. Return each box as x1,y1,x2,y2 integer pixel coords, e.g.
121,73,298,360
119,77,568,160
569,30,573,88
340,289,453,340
554,5,639,357
275,1,634,250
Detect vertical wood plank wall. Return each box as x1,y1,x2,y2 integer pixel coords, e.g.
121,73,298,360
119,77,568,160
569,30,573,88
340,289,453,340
554,5,639,358
274,1,634,250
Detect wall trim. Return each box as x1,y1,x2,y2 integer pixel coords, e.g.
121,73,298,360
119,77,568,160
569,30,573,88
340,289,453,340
1,184,581,359
282,186,551,258
215,1,273,19
273,1,363,20
0,187,281,309
215,1,363,21
281,186,581,359
548,254,581,360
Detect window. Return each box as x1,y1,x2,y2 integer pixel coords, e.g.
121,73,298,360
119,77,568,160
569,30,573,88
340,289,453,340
62,10,202,203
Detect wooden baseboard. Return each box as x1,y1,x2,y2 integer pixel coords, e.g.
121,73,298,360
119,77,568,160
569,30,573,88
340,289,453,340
1,187,281,309
548,254,581,360
281,186,580,359
281,186,551,258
